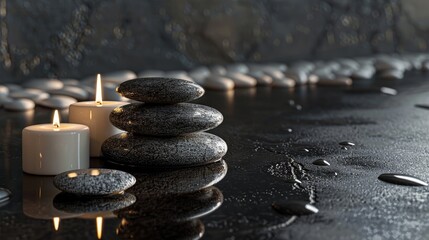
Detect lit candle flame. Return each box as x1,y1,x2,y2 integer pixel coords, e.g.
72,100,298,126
52,110,60,128
95,74,103,106
96,216,103,239
53,217,60,231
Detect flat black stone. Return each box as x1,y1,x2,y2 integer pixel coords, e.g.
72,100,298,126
102,132,227,168
53,169,136,196
53,192,136,213
117,78,205,104
110,103,223,136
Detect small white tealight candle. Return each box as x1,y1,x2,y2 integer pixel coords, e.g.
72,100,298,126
69,74,127,157
22,110,90,175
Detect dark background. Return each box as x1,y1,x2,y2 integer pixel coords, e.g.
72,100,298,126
0,0,428,82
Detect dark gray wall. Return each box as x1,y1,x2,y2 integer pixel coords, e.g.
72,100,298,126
0,0,428,82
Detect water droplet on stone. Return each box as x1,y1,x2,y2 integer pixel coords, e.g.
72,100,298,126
312,159,330,166
339,141,355,146
302,148,310,152
272,200,318,216
378,173,428,186
0,188,11,204
287,128,293,133
341,146,348,150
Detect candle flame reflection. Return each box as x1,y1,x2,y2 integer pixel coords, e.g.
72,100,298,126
96,216,103,239
53,217,60,231
52,110,60,129
96,74,103,106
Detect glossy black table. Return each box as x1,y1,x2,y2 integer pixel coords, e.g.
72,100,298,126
1,72,429,239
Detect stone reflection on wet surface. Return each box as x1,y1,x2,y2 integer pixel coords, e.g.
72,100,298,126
272,200,318,216
378,173,428,186
53,192,136,213
116,187,223,239
123,160,227,195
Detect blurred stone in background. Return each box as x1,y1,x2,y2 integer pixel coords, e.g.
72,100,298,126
0,0,428,82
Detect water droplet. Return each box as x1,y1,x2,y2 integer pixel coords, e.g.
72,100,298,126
312,159,330,166
380,87,397,96
295,105,302,110
0,188,11,205
339,141,355,146
341,146,348,150
378,173,428,186
288,100,295,106
302,148,310,153
287,128,293,133
272,200,318,216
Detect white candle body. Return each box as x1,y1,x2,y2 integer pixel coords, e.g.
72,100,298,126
69,101,127,157
22,124,90,175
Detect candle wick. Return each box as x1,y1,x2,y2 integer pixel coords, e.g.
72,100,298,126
53,123,60,128
96,101,102,106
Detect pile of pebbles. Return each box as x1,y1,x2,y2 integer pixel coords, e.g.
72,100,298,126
1,53,427,111
101,77,228,168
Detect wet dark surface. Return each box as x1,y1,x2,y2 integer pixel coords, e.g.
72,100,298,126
2,72,429,239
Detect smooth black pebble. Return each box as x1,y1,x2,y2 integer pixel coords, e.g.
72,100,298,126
312,159,330,166
339,141,355,146
378,173,428,186
272,200,318,216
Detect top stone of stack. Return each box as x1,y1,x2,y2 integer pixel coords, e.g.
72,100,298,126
117,78,205,104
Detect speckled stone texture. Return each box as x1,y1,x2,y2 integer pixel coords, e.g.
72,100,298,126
117,78,205,104
110,103,223,136
122,160,227,195
102,132,227,168
53,169,136,196
115,186,223,223
53,192,136,213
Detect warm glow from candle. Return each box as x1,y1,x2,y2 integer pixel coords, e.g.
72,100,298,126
53,217,60,231
96,74,103,106
90,169,100,176
52,110,60,128
96,217,103,239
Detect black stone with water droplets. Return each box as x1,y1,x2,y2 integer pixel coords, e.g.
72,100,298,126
102,132,227,168
110,103,223,136
117,78,205,104
272,200,318,216
54,169,136,196
378,173,428,186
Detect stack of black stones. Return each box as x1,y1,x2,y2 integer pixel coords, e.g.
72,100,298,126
101,78,228,239
102,77,227,168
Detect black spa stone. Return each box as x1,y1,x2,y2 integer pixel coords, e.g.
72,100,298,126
116,78,205,104
53,169,136,196
102,132,227,168
110,103,223,136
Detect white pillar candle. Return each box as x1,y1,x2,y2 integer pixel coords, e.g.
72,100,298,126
22,110,90,175
69,74,127,157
